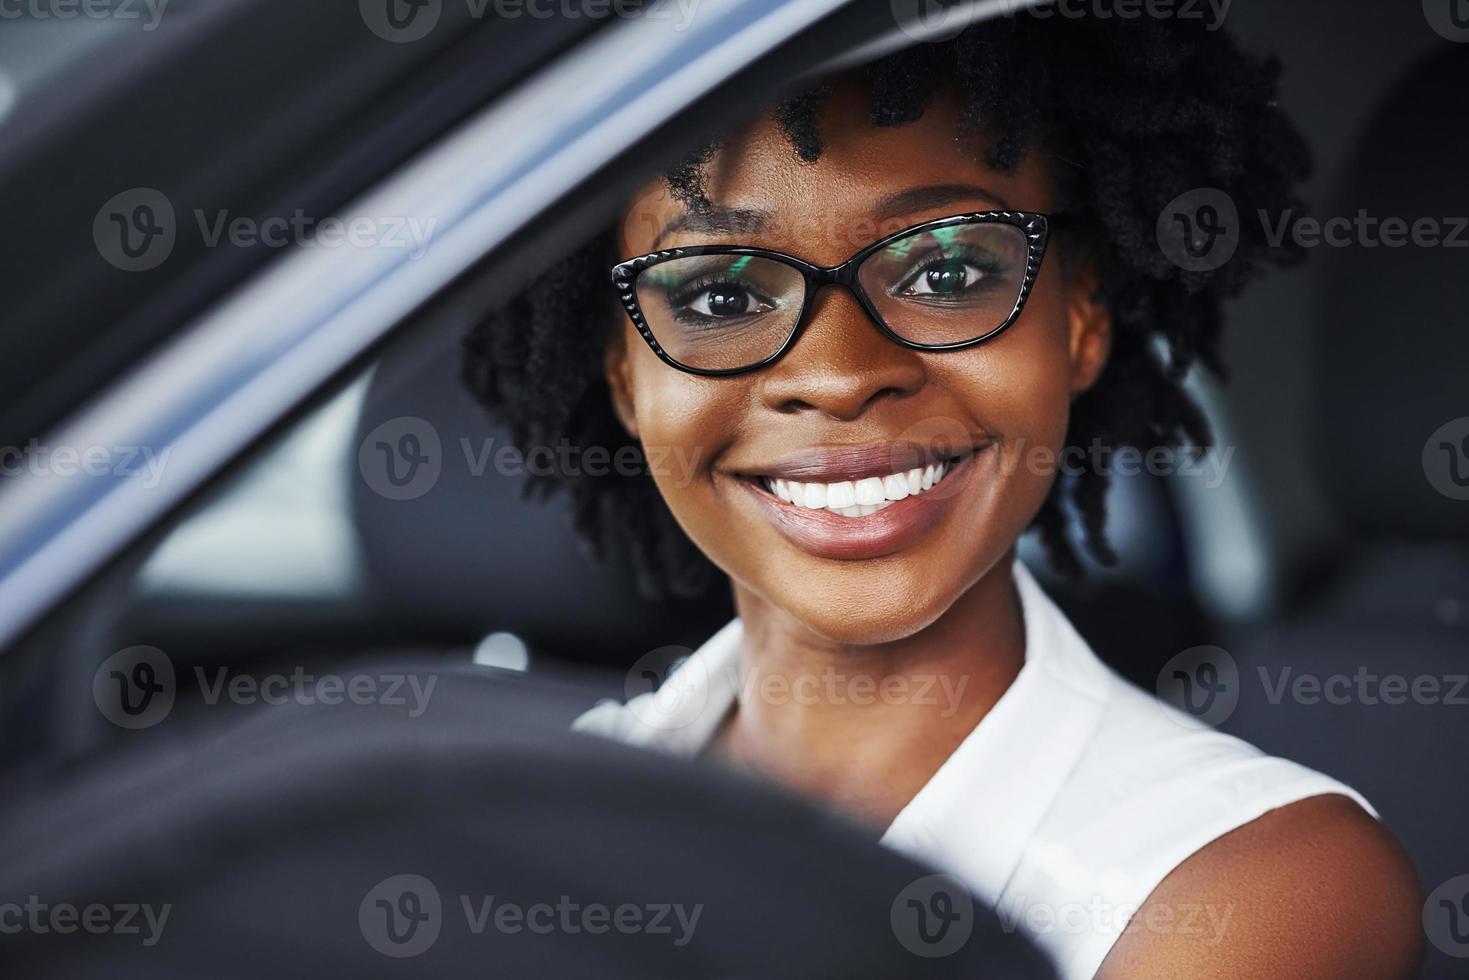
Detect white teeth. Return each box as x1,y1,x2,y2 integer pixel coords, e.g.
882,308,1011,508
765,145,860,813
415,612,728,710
826,480,857,509
761,460,955,519
854,477,885,506
828,500,893,517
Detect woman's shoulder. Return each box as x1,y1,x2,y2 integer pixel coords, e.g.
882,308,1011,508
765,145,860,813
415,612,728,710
1014,561,1382,845
1019,588,1383,852
1096,791,1423,979
997,613,1410,977
1055,669,1423,978
994,664,1421,978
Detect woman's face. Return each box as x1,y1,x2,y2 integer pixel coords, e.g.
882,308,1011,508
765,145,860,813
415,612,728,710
606,84,1111,645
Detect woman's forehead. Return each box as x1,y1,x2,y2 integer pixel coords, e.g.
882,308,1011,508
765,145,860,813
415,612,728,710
620,88,1055,258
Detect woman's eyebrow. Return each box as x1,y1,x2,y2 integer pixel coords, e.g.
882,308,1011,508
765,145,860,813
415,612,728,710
651,206,771,249
875,184,1011,219
646,183,1006,249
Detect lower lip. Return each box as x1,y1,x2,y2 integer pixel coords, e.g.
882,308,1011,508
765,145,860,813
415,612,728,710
732,451,984,562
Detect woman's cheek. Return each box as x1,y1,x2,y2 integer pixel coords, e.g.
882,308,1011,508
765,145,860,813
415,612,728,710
631,372,741,535
630,353,724,456
943,337,1074,510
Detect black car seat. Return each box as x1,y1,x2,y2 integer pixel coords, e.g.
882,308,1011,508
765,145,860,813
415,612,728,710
0,664,1057,979
1221,46,1469,979
350,311,734,674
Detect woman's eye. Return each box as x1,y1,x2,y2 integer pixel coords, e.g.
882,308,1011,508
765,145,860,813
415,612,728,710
679,284,774,319
897,256,992,297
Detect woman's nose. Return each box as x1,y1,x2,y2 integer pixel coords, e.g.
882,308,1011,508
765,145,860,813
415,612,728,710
756,285,927,421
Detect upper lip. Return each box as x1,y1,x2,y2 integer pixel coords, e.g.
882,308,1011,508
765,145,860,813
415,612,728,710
729,439,987,484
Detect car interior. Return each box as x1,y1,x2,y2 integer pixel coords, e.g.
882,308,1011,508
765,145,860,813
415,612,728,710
0,0,1464,976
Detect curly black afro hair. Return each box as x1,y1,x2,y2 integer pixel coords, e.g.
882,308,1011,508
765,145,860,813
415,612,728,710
462,13,1310,600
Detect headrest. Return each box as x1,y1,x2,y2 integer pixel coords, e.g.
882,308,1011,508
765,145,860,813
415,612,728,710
1312,47,1469,541
350,316,731,669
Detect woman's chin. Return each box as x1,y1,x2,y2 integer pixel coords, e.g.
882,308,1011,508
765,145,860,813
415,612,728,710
736,536,1024,649
771,586,959,649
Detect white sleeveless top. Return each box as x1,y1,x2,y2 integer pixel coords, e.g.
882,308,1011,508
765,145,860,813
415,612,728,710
573,559,1375,979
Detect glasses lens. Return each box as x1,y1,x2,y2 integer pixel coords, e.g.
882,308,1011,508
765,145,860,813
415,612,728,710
634,254,805,372
856,220,1030,346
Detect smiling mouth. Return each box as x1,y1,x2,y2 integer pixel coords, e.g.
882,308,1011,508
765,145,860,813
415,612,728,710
749,457,963,519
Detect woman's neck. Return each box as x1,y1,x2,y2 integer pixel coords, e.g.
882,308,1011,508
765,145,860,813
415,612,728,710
710,552,1027,832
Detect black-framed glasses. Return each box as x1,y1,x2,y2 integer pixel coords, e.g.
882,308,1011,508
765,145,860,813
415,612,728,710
610,210,1052,376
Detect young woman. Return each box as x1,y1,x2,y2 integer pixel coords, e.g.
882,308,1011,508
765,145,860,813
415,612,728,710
464,14,1422,979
